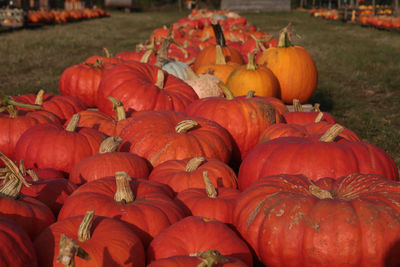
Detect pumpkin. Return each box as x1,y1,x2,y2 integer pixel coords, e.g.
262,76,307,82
147,250,248,267
185,84,278,164
64,97,134,136
226,52,280,98
0,151,55,240
238,124,399,190
18,164,77,216
59,59,110,108
34,211,145,267
148,157,238,193
14,114,105,175
184,66,224,98
195,45,240,84
0,218,37,266
147,216,253,266
13,90,87,123
119,111,233,167
58,172,185,247
0,104,60,164
192,21,243,72
96,62,198,116
283,99,337,125
257,26,318,104
69,136,150,185
233,173,400,266
176,171,240,224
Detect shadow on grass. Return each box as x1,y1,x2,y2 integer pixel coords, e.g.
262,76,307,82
308,88,334,112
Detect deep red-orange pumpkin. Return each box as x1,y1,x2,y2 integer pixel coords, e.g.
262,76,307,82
147,216,253,266
176,171,240,224
14,114,105,175
34,211,145,267
239,125,399,190
233,173,400,266
185,85,279,163
119,111,233,167
97,62,198,116
69,137,150,185
58,172,185,248
0,218,37,266
148,157,237,193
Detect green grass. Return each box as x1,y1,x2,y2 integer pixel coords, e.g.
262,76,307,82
0,10,399,171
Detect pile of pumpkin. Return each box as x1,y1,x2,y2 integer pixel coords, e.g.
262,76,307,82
1,8,399,267
27,8,109,24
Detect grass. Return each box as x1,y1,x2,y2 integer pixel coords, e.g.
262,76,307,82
0,10,399,171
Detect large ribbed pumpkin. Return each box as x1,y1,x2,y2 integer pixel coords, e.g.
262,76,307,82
97,62,198,116
257,27,318,104
119,111,233,167
233,173,400,267
239,125,399,190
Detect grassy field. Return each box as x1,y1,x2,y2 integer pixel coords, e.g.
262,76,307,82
0,10,399,171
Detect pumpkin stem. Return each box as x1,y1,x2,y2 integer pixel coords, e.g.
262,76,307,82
26,169,39,182
314,112,324,123
308,178,333,199
0,151,30,199
35,89,45,105
140,49,154,63
114,171,135,204
108,97,126,121
155,37,172,68
246,52,258,71
185,66,199,80
185,157,206,172
92,58,105,69
177,46,189,59
103,47,112,58
277,24,293,48
155,70,165,89
0,91,41,110
176,119,199,133
6,105,18,118
217,82,235,100
319,124,344,142
18,160,26,176
211,21,226,47
313,103,321,112
99,136,123,154
57,234,90,267
215,45,227,65
246,91,256,98
203,171,217,198
195,250,229,267
77,211,95,242
293,99,303,112
65,114,81,132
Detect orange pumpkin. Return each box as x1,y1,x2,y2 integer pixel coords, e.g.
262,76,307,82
258,26,318,104
195,45,240,84
226,52,280,97
192,22,243,72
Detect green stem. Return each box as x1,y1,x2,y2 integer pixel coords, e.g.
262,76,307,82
277,26,293,48
217,82,235,100
211,21,226,47
0,92,41,110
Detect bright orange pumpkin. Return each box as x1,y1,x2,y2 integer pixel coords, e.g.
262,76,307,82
226,52,280,97
258,26,318,104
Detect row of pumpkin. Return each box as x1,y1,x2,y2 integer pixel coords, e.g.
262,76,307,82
1,8,399,267
27,8,110,24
